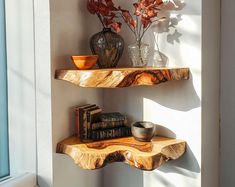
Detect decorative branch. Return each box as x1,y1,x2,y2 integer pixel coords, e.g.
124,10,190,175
87,0,122,33
117,0,167,42
87,0,172,41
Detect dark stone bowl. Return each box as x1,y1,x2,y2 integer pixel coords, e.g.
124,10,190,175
131,121,156,142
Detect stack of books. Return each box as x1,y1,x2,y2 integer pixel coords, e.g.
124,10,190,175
73,104,131,142
91,112,131,141
74,104,102,141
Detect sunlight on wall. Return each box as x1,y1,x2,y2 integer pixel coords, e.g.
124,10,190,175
143,98,200,141
143,97,201,187
99,0,202,187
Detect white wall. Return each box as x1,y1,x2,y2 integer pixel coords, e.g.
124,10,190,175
34,0,53,186
33,0,220,186
201,0,220,186
103,0,220,187
34,0,105,186
0,173,36,187
50,1,103,187
103,0,202,187
221,0,235,187
5,0,37,178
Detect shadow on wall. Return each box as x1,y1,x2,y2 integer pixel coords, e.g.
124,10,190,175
104,163,144,187
145,146,200,187
53,154,103,187
52,0,102,70
156,125,176,138
147,0,186,67
103,79,200,187
159,146,200,175
143,74,200,111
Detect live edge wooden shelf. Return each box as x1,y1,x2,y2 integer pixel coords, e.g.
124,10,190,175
56,136,186,171
55,67,190,88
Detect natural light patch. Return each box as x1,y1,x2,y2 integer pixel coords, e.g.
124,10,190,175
179,43,201,69
143,97,201,161
179,15,199,34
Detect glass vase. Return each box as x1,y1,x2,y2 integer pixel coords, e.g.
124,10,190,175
90,28,124,68
152,50,168,67
128,42,150,67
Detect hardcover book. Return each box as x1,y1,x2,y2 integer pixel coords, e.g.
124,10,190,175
99,112,127,122
80,105,100,141
91,126,131,141
73,104,92,137
74,104,96,138
87,107,102,139
91,120,127,131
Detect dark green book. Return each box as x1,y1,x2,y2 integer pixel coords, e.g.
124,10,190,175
99,112,127,122
91,120,127,131
91,127,131,141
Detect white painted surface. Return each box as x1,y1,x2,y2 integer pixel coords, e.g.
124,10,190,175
16,0,220,186
50,0,103,187
104,0,219,187
201,0,220,186
0,173,36,187
221,0,235,187
103,0,202,187
34,0,53,186
5,0,36,177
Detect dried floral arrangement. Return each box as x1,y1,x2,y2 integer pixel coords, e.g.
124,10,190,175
118,0,166,43
87,0,122,32
87,0,166,42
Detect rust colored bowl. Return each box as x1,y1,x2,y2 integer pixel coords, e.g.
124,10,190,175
72,55,98,70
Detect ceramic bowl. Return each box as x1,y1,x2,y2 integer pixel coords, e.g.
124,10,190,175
131,121,156,142
72,55,98,70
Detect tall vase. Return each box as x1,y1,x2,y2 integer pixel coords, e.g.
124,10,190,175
128,41,150,67
90,28,124,68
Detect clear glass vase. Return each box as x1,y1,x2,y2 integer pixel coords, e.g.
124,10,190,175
152,50,168,67
128,42,150,67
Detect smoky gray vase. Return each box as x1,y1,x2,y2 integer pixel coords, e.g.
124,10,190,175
90,28,124,68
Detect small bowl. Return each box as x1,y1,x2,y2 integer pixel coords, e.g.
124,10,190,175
131,121,156,142
72,55,98,70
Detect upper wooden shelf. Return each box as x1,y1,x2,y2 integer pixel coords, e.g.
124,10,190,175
55,67,190,88
56,136,186,171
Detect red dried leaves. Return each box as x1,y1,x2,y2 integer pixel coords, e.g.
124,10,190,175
87,0,121,32
87,0,165,37
133,0,163,28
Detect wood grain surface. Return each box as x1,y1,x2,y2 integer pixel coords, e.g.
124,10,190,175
55,67,190,88
56,136,186,170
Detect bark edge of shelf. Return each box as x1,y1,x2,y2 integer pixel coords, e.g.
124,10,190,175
55,67,190,88
56,136,186,171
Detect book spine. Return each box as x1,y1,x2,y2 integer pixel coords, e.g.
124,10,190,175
74,108,79,137
91,120,126,131
99,113,127,122
87,110,92,140
91,127,131,141
87,109,102,139
81,105,100,141
81,110,88,140
79,109,88,140
76,104,96,141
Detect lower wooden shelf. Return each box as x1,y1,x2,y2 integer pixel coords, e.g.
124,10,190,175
56,136,186,171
